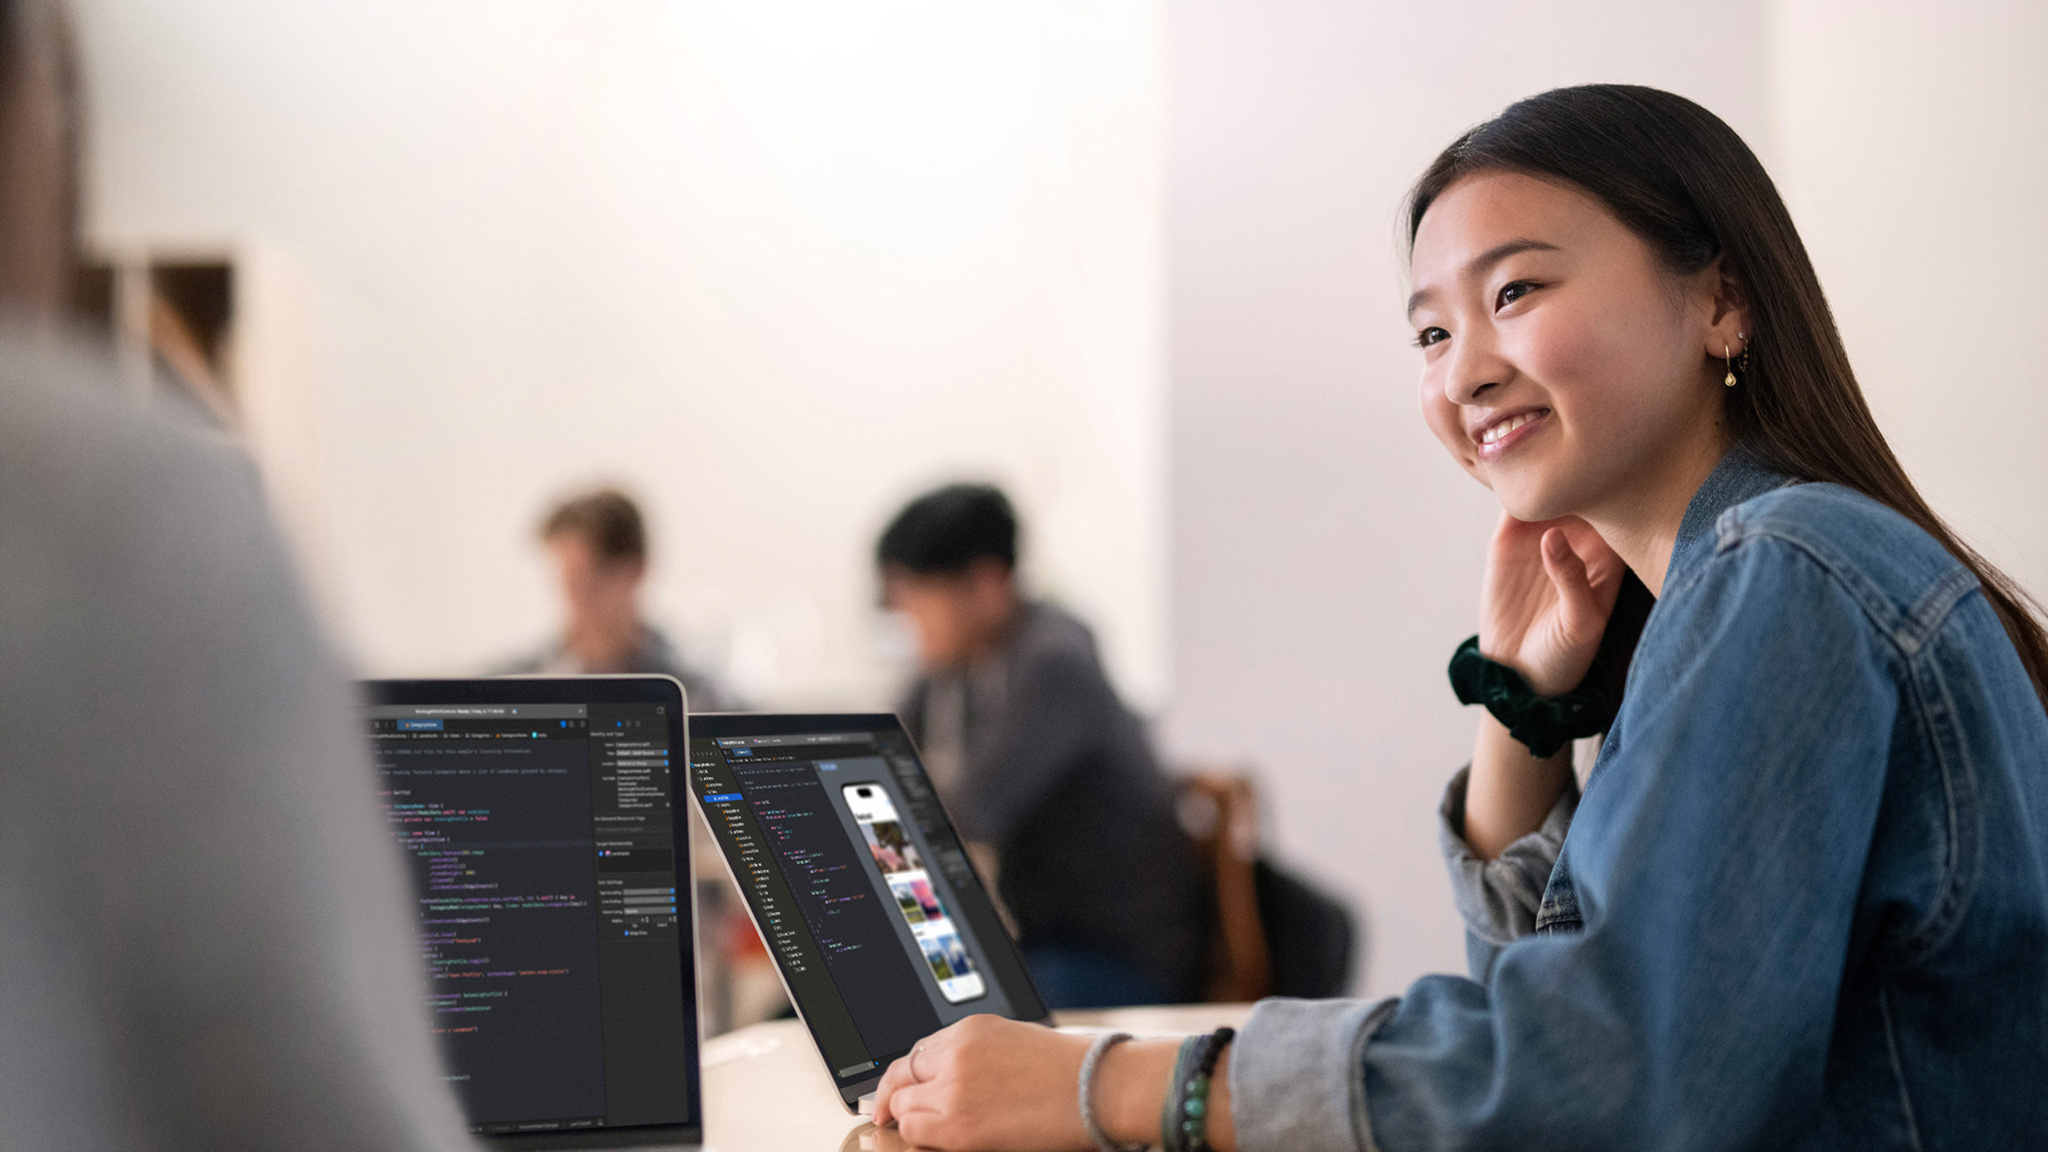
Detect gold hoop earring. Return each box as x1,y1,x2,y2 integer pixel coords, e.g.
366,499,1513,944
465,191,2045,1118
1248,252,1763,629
1724,343,1737,388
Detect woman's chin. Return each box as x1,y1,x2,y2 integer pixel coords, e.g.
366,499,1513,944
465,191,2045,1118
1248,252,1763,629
1490,480,1574,525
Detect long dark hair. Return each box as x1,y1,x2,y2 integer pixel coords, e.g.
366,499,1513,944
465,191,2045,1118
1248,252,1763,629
1406,84,2048,711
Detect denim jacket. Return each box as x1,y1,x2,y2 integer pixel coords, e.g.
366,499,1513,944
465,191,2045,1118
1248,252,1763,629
1228,449,2048,1150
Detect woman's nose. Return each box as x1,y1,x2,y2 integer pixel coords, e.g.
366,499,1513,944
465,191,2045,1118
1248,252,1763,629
1441,334,1507,406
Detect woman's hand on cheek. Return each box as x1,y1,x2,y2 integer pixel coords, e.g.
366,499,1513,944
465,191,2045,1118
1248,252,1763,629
871,1015,1095,1151
1480,513,1626,696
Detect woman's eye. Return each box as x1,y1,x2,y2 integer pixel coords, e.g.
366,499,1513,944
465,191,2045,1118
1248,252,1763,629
1413,327,1449,349
1497,281,1537,308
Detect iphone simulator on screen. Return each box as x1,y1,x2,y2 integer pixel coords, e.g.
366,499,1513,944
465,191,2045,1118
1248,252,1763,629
842,783,987,1004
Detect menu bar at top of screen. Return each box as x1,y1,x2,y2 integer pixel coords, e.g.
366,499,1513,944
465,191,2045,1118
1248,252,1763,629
714,732,875,749
365,704,590,719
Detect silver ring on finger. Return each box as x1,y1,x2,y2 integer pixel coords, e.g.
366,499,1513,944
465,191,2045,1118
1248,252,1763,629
909,1043,928,1083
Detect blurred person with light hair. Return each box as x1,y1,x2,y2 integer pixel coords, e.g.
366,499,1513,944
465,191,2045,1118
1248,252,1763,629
0,1,477,1149
500,486,740,710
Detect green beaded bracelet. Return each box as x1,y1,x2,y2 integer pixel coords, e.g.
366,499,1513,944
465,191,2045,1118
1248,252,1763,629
1165,1027,1234,1152
1160,1036,1201,1152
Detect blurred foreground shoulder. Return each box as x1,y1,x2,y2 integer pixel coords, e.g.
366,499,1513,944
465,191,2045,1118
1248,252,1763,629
0,334,475,1152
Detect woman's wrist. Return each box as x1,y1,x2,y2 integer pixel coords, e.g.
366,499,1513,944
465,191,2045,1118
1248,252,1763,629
1464,712,1573,859
1477,639,1593,699
1094,1038,1177,1145
1094,1037,1237,1152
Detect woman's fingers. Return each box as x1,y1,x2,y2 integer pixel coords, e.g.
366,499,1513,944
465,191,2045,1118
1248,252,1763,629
882,1079,942,1132
872,1053,911,1127
1540,528,1601,637
873,1035,943,1128
1479,516,1625,695
892,1107,953,1151
880,1061,969,1150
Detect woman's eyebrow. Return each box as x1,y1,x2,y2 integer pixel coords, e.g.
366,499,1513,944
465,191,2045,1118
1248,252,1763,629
1407,238,1562,319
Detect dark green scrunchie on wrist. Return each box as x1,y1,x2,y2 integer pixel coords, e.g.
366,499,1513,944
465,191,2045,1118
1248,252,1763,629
1448,635,1619,758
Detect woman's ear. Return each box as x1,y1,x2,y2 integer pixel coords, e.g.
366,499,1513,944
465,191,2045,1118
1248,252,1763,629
1702,257,1750,358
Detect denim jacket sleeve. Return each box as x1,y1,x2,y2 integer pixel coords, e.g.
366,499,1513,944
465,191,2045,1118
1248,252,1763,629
1437,763,1577,979
1231,531,1905,1152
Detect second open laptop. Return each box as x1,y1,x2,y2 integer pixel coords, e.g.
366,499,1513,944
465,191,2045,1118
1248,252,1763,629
686,712,1051,1112
359,676,704,1150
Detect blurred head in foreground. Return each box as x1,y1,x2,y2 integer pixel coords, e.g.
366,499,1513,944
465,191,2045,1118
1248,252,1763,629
0,0,78,320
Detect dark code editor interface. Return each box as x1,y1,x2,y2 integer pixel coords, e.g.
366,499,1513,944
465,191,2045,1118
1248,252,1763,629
367,701,693,1135
690,724,1035,1088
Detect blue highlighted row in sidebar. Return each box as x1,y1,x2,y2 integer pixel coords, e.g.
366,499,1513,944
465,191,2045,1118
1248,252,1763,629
701,792,743,803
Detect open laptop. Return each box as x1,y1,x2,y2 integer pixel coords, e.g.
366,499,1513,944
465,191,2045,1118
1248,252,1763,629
360,676,704,1150
686,712,1052,1113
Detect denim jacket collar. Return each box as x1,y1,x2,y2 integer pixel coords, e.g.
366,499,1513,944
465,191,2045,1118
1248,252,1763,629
1664,445,1797,591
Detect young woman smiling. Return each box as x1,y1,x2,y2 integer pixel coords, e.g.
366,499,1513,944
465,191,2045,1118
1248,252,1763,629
870,85,2048,1151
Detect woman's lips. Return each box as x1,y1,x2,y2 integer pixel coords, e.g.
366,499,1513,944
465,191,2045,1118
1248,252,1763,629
1474,409,1549,461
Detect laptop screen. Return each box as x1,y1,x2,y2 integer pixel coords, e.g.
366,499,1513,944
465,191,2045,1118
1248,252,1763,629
687,713,1048,1108
361,678,699,1144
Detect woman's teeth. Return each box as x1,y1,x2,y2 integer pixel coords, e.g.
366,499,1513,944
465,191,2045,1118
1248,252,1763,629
1481,412,1538,444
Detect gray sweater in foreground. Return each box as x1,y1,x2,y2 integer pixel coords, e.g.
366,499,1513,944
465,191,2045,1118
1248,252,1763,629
0,338,474,1151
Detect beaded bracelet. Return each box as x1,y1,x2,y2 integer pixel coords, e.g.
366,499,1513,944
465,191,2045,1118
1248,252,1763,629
1161,1027,1235,1152
1079,1032,1146,1152
1159,1037,1200,1152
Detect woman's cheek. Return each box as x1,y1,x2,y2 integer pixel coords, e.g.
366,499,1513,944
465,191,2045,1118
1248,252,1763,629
1514,312,1643,458
1515,312,1610,405
1419,373,1483,478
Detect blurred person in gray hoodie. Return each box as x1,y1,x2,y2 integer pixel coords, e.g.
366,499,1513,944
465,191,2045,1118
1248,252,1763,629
879,483,1203,1009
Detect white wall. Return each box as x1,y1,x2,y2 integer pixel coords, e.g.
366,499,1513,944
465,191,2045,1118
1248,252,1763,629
1770,0,2048,601
1162,0,1772,997
73,0,1170,710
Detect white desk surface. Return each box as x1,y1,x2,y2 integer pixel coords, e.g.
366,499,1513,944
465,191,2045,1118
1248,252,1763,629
700,1004,1256,1152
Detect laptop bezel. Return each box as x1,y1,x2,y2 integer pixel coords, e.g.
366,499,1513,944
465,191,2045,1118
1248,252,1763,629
361,675,705,1150
685,711,1053,1113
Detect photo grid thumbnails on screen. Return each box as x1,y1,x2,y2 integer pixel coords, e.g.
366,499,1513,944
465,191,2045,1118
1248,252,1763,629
843,783,986,1004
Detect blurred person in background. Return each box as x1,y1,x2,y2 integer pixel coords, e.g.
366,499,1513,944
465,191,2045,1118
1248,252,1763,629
879,482,1203,1008
0,1,474,1147
500,486,740,710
